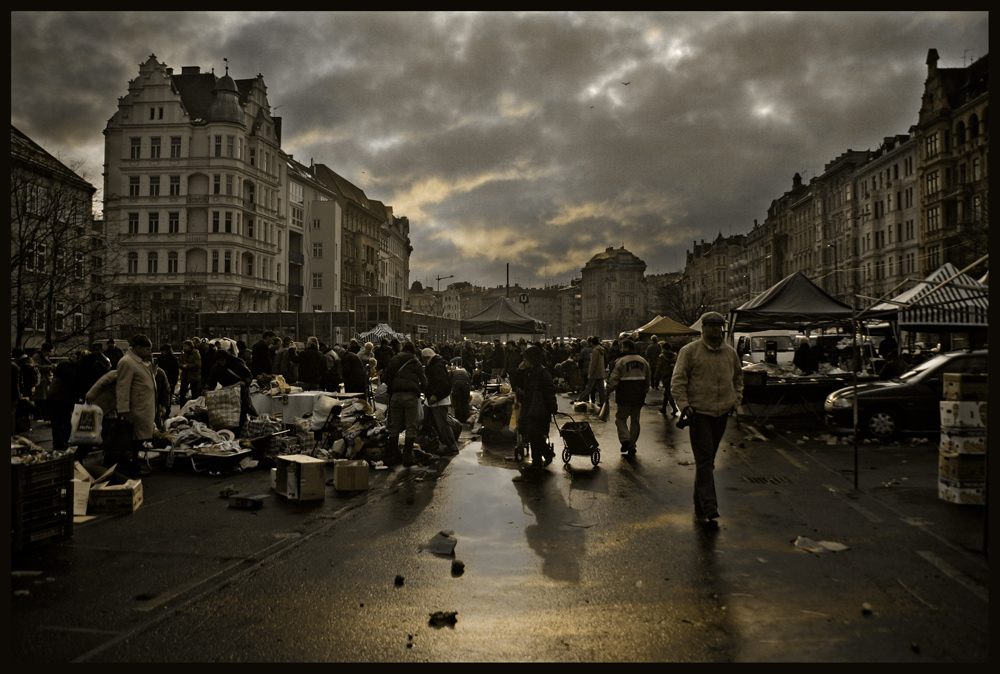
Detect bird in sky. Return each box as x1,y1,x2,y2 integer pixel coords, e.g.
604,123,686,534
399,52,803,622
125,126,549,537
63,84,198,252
622,81,631,85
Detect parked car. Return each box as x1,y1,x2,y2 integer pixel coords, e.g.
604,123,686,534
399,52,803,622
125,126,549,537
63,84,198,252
824,349,988,440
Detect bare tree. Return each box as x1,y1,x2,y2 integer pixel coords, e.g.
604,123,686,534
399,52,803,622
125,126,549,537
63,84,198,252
10,156,129,351
654,274,715,327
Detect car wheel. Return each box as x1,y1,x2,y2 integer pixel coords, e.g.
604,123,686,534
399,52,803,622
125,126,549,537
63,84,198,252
864,408,900,440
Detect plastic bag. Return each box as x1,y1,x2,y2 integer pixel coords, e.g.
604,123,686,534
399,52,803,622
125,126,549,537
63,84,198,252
206,385,241,430
69,403,104,444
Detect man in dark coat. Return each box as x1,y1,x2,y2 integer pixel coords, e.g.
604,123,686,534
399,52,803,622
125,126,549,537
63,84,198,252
250,331,276,378
382,342,427,466
156,344,180,404
103,339,125,369
422,347,459,454
340,342,369,396
74,342,112,402
511,345,557,469
291,336,327,390
201,350,255,430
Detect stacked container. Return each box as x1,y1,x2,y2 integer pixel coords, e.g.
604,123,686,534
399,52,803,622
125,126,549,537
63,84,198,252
938,373,987,504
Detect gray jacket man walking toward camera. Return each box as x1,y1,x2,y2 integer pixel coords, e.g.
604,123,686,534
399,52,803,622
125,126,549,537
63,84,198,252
671,312,743,524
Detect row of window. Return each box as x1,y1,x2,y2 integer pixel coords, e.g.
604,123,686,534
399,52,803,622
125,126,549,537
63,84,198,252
129,134,273,171
924,115,983,159
126,251,279,280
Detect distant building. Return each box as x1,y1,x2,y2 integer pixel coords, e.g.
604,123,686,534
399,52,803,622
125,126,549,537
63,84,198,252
580,246,647,338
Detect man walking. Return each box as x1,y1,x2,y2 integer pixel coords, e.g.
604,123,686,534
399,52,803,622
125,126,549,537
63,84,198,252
606,339,651,455
575,336,608,407
671,312,743,525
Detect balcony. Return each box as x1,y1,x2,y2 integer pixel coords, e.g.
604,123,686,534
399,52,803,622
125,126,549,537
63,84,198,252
288,283,304,297
288,250,305,265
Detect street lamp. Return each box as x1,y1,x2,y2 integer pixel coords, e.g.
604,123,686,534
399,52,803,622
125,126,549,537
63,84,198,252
435,274,454,292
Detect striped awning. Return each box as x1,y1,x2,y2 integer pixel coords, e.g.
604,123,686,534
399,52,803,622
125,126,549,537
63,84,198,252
868,263,989,331
356,323,409,343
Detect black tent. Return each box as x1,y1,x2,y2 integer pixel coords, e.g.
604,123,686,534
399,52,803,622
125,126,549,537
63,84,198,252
460,297,546,335
731,271,855,332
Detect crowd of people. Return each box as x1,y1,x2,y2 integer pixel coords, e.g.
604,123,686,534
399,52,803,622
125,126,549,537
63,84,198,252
10,316,747,522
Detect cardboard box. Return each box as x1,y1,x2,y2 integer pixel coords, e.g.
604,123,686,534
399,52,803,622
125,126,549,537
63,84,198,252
938,476,985,504
938,451,985,482
939,401,987,430
275,454,326,501
72,479,91,516
943,373,988,401
73,461,143,514
333,460,369,491
89,479,143,513
939,429,987,454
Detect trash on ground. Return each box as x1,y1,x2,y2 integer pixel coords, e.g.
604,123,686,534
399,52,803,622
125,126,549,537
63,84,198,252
451,559,465,576
421,530,457,556
794,536,849,553
394,575,405,586
429,610,458,627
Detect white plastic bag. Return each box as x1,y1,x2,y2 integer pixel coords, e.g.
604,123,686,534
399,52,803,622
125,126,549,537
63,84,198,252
69,403,104,444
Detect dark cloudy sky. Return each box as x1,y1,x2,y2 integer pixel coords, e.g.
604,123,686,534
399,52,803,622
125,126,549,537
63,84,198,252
11,11,989,290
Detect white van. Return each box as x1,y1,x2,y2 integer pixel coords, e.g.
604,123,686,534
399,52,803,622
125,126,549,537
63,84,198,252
734,331,801,366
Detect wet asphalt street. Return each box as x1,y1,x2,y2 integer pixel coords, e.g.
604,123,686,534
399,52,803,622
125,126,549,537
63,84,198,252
11,389,988,662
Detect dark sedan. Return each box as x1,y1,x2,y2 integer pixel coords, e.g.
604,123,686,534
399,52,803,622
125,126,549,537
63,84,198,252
824,349,988,440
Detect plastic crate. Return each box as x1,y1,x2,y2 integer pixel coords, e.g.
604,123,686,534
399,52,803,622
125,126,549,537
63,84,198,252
11,454,74,552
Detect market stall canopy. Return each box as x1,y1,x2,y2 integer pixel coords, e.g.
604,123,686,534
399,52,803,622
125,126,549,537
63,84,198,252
865,262,989,332
356,323,408,343
460,297,547,335
731,271,854,332
637,314,700,337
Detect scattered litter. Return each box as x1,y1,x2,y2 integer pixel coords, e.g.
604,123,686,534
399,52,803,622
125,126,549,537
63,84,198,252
219,485,239,498
421,530,457,556
429,610,458,628
451,559,465,576
794,536,849,553
394,575,405,586
861,602,874,616
796,440,805,445
677,460,694,466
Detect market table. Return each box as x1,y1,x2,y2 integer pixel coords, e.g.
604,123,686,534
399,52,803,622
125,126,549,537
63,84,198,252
740,373,865,425
251,391,367,422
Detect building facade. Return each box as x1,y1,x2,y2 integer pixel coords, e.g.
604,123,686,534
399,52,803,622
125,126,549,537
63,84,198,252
103,55,287,341
580,246,647,338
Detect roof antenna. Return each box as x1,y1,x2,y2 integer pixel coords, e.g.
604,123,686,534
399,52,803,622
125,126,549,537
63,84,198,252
223,57,229,75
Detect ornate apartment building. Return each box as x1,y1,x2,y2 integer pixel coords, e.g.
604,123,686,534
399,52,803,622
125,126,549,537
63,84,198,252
103,55,287,333
102,55,411,339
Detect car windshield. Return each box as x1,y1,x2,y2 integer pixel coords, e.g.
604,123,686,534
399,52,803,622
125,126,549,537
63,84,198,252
898,353,955,382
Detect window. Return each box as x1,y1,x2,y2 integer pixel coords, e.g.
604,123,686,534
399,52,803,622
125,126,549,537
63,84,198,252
212,250,219,273
246,255,253,277
312,273,322,289
169,175,181,196
313,242,323,258
313,305,323,312
213,174,221,195
170,136,182,158
148,212,159,234
129,176,141,197
225,174,234,195
128,212,140,234
147,252,158,274
214,135,223,157
972,158,981,181
292,206,303,228
167,251,178,274
925,133,939,158
312,219,321,229
130,138,141,159
927,245,941,270
926,171,939,194
150,137,161,159
149,176,160,196
927,207,940,232
247,218,254,238
168,212,179,234
212,211,220,232
249,148,255,166
227,136,235,158
224,252,232,273
225,212,233,233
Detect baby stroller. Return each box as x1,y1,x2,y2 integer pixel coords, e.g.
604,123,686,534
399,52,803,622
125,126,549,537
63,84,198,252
554,412,600,466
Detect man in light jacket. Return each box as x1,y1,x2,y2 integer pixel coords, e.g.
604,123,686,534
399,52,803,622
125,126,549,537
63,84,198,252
606,339,651,455
671,312,743,525
115,334,158,476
